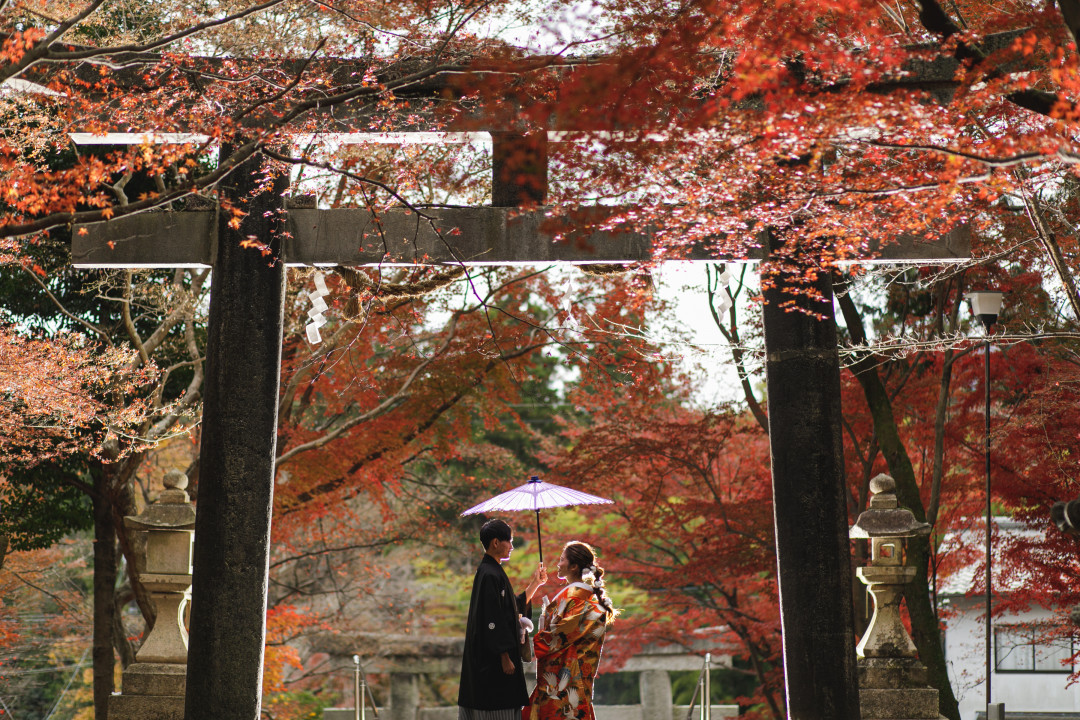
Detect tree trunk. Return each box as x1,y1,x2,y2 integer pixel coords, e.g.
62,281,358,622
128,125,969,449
92,468,117,720
112,597,137,668
903,537,957,713
835,285,962,720
0,533,8,571
112,457,156,629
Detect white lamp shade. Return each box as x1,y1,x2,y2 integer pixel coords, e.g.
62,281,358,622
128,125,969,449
965,291,1003,321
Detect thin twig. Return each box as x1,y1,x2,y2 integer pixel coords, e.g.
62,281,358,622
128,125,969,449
18,265,111,345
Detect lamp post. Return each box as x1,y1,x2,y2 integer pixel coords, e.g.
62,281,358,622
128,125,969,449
965,290,1003,720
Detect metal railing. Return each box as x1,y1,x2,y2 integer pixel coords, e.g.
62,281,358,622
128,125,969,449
353,655,380,720
683,653,712,720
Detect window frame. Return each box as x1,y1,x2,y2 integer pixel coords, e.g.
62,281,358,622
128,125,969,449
993,624,1075,674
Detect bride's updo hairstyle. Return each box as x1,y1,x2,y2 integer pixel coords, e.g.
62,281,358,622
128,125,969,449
564,541,618,623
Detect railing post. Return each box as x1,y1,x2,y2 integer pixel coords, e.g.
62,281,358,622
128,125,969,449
353,655,363,720
703,653,711,720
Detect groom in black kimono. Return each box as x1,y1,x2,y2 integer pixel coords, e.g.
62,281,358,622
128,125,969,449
458,519,547,720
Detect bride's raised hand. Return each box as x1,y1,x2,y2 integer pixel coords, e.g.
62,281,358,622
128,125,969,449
535,562,548,585
526,562,547,602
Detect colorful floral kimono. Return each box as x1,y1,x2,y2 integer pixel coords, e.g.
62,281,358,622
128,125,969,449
523,583,608,720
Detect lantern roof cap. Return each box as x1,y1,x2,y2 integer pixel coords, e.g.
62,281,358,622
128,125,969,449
125,469,196,530
850,474,931,539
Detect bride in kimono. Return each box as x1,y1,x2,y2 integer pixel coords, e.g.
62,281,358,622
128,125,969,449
524,541,617,720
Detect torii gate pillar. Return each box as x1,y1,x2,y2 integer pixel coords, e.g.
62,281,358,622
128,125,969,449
183,148,287,720
762,241,860,719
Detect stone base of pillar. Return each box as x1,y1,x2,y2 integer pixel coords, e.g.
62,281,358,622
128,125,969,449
639,669,673,720
390,671,420,720
109,663,186,720
859,658,946,720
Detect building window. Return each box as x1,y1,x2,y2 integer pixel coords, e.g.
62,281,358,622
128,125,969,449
994,625,1074,673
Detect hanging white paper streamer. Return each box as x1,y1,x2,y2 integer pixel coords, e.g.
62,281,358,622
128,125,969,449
306,272,330,345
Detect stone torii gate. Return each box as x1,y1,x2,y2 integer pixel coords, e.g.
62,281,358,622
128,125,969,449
73,133,969,720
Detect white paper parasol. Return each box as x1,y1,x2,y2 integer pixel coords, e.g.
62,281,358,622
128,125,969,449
461,476,613,562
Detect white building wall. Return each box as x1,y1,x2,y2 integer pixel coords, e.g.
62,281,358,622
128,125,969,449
944,598,1080,720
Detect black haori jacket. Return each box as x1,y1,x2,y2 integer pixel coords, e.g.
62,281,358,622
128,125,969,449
458,554,532,710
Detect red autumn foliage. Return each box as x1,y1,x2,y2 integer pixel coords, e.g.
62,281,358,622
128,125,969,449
0,323,150,464
546,371,785,718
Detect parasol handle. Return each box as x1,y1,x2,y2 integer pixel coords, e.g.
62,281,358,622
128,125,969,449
535,509,543,565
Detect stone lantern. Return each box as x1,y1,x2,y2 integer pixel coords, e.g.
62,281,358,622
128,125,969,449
850,474,945,720
110,469,196,720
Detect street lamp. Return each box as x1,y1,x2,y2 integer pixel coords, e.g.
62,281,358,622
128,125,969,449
965,290,1004,720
